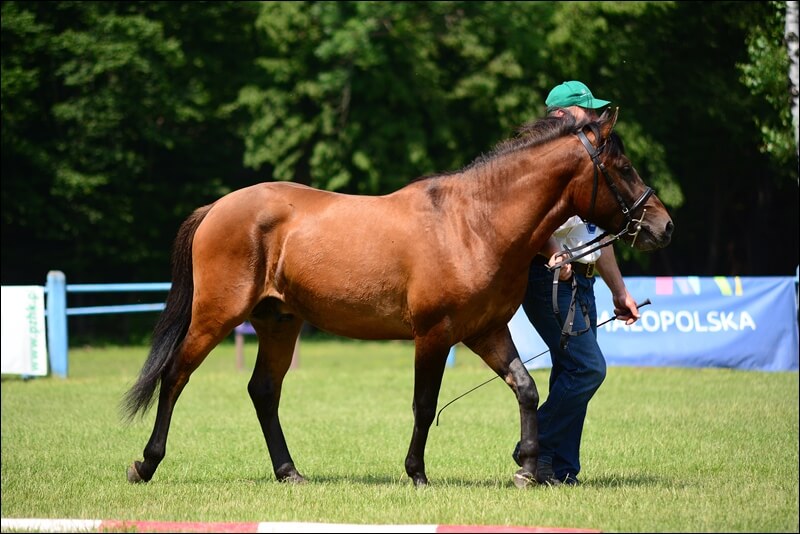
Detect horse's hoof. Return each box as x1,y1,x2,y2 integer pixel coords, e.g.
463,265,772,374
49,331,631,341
412,475,429,487
276,465,306,484
513,469,536,489
281,472,307,484
127,461,145,484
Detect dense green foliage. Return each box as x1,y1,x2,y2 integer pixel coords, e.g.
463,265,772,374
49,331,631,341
2,341,798,531
2,1,797,290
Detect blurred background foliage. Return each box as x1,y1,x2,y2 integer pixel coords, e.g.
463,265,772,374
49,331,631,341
2,1,797,341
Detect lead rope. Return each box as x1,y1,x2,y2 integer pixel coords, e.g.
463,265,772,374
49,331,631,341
550,249,592,350
434,299,653,426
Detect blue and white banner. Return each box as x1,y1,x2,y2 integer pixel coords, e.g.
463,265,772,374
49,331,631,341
1,285,49,376
510,276,799,372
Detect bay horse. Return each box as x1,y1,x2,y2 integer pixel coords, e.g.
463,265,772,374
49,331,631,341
123,108,673,488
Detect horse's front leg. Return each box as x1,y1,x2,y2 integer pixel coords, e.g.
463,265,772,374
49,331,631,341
404,335,451,487
248,314,305,483
463,326,540,488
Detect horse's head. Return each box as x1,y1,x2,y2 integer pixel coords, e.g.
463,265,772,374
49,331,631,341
571,108,673,251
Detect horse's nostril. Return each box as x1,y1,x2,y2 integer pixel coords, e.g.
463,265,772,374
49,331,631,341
665,220,674,236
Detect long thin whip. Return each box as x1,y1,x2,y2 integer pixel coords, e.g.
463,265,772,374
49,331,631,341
435,298,652,426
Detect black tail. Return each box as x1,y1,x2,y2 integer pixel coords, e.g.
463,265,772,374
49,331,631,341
121,204,213,421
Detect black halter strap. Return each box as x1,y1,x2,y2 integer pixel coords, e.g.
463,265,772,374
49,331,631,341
577,130,654,226
550,250,592,350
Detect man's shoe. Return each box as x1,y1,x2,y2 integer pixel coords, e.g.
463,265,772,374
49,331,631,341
511,447,579,485
559,474,580,486
543,473,580,486
535,458,556,484
535,459,581,486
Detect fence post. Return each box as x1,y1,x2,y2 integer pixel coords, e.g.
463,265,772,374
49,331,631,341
46,271,68,378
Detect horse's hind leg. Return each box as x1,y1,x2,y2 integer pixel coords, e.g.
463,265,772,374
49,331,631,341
128,324,233,483
247,304,305,483
463,326,540,488
404,335,451,487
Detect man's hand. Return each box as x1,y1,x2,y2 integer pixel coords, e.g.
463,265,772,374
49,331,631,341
613,290,640,325
548,251,572,281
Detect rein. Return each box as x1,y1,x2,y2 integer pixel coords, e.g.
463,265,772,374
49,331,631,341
434,298,652,426
548,129,654,349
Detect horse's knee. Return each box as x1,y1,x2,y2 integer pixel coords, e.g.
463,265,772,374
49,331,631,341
515,376,539,409
508,358,538,408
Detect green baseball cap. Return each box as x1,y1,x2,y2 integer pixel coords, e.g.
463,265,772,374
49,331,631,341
545,80,610,109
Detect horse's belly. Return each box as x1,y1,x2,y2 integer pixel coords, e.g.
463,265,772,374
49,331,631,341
277,223,415,339
290,296,413,341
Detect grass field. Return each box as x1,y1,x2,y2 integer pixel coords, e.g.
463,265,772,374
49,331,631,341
1,338,798,532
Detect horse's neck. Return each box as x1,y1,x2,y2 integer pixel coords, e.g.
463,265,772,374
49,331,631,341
461,143,580,262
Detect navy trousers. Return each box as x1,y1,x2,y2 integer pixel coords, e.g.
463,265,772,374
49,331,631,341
521,261,606,480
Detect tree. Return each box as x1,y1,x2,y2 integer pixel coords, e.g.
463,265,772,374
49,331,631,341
233,2,552,194
1,1,260,283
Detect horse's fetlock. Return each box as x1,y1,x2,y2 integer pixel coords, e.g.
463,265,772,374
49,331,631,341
405,457,426,481
143,446,165,465
127,460,154,483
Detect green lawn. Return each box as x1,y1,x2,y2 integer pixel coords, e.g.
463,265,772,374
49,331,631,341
2,338,798,532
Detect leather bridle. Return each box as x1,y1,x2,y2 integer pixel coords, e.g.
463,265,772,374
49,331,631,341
550,128,654,270
550,127,654,349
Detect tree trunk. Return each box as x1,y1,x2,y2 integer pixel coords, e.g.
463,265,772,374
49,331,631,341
787,1,799,170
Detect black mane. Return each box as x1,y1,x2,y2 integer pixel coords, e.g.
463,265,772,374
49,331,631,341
465,114,580,171
411,112,624,183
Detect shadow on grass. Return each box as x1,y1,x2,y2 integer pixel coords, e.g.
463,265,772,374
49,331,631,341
163,471,669,489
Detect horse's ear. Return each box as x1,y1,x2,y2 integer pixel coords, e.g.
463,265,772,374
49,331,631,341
599,106,619,139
